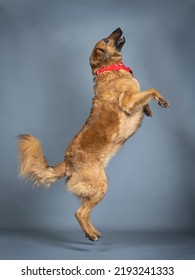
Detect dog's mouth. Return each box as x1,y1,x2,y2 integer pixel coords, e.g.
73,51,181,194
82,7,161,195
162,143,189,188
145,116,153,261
116,35,125,49
108,28,125,51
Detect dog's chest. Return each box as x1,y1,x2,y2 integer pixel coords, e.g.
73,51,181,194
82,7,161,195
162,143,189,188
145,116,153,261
116,110,144,143
103,110,144,167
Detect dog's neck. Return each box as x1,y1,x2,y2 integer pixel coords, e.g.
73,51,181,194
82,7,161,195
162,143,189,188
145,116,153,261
95,62,133,76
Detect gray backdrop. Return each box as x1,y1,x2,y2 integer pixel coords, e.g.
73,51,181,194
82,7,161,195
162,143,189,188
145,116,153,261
0,0,195,233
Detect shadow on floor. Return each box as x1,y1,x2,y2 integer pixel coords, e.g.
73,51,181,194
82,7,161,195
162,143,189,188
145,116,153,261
0,229,195,260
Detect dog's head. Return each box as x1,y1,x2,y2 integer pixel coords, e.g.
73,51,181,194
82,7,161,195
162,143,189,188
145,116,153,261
90,28,125,74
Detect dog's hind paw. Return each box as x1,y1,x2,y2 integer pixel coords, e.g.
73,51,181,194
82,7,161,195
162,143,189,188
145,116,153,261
93,229,102,238
85,234,99,242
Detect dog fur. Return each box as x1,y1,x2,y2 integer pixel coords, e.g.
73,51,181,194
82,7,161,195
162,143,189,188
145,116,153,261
18,28,169,241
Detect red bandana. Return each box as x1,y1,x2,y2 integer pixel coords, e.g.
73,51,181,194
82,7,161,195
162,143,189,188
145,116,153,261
95,62,134,76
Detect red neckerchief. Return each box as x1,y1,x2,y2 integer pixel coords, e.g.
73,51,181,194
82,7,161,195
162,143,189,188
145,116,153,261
95,62,134,76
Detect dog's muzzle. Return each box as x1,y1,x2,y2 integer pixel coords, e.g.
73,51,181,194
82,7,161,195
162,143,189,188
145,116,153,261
108,27,125,51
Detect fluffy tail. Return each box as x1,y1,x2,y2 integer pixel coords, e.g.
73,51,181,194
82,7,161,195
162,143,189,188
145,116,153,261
17,134,66,187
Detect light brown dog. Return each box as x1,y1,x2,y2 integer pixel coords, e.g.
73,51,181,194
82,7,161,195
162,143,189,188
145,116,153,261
18,28,169,241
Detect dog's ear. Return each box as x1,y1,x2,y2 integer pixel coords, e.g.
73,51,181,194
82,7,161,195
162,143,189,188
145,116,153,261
94,48,108,61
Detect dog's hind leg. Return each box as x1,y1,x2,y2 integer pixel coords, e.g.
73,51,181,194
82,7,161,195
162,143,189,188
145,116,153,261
68,166,107,241
76,194,106,241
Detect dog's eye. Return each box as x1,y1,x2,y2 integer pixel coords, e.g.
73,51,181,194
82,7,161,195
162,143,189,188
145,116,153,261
96,48,105,53
103,38,109,44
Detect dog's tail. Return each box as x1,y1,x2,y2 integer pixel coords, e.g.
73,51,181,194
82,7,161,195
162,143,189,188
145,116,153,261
17,134,66,187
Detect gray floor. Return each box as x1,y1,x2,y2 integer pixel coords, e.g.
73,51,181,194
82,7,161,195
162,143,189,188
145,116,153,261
0,229,195,260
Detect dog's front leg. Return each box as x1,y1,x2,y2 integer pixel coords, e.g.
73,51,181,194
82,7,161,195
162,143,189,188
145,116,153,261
119,88,169,114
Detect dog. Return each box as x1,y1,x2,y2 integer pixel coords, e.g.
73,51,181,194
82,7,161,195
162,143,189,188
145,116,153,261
18,28,169,241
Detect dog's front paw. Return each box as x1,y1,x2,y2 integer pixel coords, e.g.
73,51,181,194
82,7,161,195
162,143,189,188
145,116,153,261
143,105,153,117
158,98,170,108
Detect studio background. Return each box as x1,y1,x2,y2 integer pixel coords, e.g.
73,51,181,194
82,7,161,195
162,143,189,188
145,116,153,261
0,0,195,259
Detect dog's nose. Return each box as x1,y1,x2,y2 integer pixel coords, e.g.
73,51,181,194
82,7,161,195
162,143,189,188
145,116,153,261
115,27,122,33
109,27,123,38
